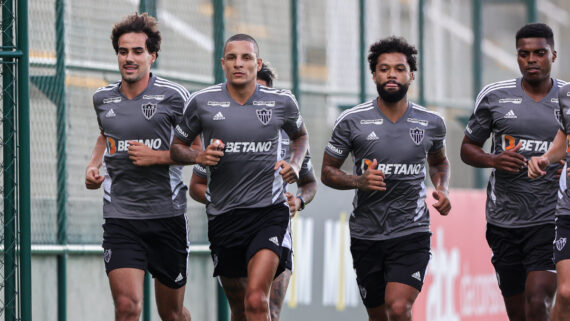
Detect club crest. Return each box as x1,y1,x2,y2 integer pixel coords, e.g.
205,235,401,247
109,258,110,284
555,109,562,123
256,108,272,125
104,249,112,263
141,102,157,120
409,127,424,145
556,237,567,251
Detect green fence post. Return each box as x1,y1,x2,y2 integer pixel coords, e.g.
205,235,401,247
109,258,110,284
2,0,17,320
212,0,229,320
526,0,537,22
418,0,426,107
359,0,366,103
472,0,486,188
18,0,32,320
290,0,300,102
54,1,68,320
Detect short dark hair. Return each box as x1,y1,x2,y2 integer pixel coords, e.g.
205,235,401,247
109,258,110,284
111,13,161,57
367,36,418,73
516,23,554,48
223,34,259,57
257,63,277,87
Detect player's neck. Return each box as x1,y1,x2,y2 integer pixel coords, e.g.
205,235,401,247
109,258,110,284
377,97,408,123
521,77,552,102
120,74,151,100
226,81,257,105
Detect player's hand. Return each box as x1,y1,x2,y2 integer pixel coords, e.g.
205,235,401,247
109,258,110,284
432,189,451,216
85,166,104,189
196,140,225,166
528,155,550,179
285,192,300,217
356,159,386,191
275,160,299,184
555,160,568,179
490,142,526,173
128,141,158,166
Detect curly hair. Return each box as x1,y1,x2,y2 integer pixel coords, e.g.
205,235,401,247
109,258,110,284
367,36,418,73
257,62,277,87
111,13,161,57
516,23,554,48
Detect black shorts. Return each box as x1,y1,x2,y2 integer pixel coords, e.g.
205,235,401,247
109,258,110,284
555,216,570,264
486,223,555,297
282,229,293,271
350,232,431,308
102,215,189,289
208,203,290,278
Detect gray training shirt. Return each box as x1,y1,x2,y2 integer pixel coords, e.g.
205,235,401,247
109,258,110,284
325,99,446,241
465,77,566,228
556,83,570,217
193,130,313,190
175,83,304,217
93,74,189,219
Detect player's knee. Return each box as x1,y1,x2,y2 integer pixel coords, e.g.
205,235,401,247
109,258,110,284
114,295,142,319
525,290,552,314
245,289,269,315
385,299,412,321
556,283,570,306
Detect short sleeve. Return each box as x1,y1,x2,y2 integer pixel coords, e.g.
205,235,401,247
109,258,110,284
325,118,352,160
281,92,304,137
429,116,447,153
193,164,207,178
464,94,493,144
175,98,202,144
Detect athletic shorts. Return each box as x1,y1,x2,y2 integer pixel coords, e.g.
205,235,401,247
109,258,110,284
555,216,570,264
486,223,555,297
102,215,189,289
350,232,431,308
208,203,290,278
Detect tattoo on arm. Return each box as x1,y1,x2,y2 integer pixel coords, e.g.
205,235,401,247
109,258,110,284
428,148,450,193
321,153,358,190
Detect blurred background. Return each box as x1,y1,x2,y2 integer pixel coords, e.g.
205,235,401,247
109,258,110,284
2,0,570,320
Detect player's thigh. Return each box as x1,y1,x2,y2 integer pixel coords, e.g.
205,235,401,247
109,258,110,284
154,280,186,318
247,249,280,292
350,237,388,308
108,268,145,306
486,223,526,297
219,276,248,314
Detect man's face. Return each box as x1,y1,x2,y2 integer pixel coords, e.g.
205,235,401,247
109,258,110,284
373,52,413,103
517,37,556,85
222,40,261,87
117,32,156,84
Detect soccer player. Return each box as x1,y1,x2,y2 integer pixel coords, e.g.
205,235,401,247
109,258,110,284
170,34,309,321
84,13,192,321
529,82,570,321
461,23,564,321
188,62,316,321
321,36,451,321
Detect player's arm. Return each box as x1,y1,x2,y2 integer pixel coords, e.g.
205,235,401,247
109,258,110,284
460,136,526,173
85,133,106,189
286,167,317,214
189,171,208,204
276,125,309,184
321,153,386,191
529,129,567,178
170,136,224,166
128,136,202,166
427,147,451,216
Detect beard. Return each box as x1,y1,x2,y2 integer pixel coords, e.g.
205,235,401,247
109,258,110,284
376,81,409,103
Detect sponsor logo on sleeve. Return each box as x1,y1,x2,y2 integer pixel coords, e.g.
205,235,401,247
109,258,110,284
207,101,230,107
409,127,425,145
326,143,343,156
141,102,157,120
143,94,165,100
552,98,559,103
498,98,522,104
103,97,122,104
360,119,384,125
406,118,429,126
253,101,276,107
465,125,472,134
555,109,562,122
296,115,303,128
175,125,189,138
256,108,272,125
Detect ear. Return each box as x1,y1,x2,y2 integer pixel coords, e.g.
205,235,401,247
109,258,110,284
151,52,157,64
552,50,557,63
410,72,415,81
257,58,263,72
221,57,226,71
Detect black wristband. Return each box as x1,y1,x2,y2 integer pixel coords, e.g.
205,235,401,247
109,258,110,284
297,195,305,211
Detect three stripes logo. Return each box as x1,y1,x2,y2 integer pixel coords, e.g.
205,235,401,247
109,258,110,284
213,112,225,120
503,110,517,119
366,131,379,141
